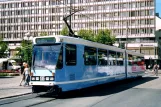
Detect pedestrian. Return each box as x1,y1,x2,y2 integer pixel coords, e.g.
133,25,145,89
153,63,159,76
19,62,26,86
23,63,30,86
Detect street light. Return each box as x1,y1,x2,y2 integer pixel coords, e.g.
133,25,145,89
125,22,129,78
23,32,33,65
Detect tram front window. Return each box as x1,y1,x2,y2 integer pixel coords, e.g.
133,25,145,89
33,44,63,69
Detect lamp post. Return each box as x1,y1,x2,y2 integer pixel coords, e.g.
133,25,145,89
125,22,129,78
23,32,33,65
149,57,152,69
140,44,143,53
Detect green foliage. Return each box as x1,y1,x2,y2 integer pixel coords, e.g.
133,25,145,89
0,73,19,76
77,29,95,41
0,73,8,76
40,32,48,36
60,26,69,36
0,37,8,58
95,29,116,46
15,40,32,66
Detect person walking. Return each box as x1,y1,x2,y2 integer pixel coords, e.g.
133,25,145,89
19,62,26,86
23,63,30,86
153,63,159,76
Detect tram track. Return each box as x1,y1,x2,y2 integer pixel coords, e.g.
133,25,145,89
25,98,56,107
0,92,57,107
0,93,37,106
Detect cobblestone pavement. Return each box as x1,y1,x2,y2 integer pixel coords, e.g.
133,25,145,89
0,76,32,99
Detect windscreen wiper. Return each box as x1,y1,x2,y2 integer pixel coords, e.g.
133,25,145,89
32,52,36,73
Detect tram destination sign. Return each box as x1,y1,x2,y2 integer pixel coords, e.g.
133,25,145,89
36,37,56,44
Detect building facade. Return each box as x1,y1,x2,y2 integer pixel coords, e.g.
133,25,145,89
0,0,160,67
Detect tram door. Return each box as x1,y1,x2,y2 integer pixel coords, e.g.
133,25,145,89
64,44,78,81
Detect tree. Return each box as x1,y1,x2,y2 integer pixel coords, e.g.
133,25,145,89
77,29,95,41
95,29,116,46
40,32,48,36
60,25,69,36
15,40,32,66
0,37,8,58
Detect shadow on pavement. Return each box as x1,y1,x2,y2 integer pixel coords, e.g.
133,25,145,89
49,77,158,99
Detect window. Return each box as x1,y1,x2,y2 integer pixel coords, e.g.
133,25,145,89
149,10,154,15
117,52,124,66
98,49,108,66
128,54,133,65
114,4,118,9
32,2,35,6
9,62,12,66
84,46,97,65
130,11,135,17
140,2,145,7
24,2,28,7
141,10,145,16
109,50,116,65
65,44,76,65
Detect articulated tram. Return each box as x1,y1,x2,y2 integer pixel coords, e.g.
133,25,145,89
30,35,146,94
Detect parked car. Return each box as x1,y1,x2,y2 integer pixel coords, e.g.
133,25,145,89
0,58,21,72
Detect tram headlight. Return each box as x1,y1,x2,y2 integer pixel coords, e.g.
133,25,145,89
50,77,54,81
36,77,40,81
31,76,36,81
45,77,50,81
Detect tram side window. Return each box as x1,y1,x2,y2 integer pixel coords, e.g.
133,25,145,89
131,55,138,65
109,50,117,65
84,46,97,65
117,52,124,66
98,49,108,66
65,44,76,66
128,54,133,65
140,57,145,65
137,56,145,66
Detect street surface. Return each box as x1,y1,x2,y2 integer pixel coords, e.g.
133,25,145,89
0,76,31,99
0,71,161,107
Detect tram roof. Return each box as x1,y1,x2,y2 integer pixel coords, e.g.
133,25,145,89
33,35,144,57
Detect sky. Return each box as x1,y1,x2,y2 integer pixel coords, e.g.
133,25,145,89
156,0,161,17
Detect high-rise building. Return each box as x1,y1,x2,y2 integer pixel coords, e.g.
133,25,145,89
0,0,160,67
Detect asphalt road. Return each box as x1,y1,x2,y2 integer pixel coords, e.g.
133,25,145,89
0,75,161,107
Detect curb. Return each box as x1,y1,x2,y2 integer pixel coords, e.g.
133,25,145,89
0,92,32,100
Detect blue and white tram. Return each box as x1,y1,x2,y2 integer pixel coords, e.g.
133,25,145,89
30,35,146,93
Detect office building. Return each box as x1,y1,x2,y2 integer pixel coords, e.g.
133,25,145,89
0,0,160,67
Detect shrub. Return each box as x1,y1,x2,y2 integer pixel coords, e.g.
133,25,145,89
0,73,8,76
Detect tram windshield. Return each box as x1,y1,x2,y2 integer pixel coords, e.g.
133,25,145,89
33,44,63,70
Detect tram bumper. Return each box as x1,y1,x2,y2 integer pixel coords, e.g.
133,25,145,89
29,81,55,86
30,82,62,94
